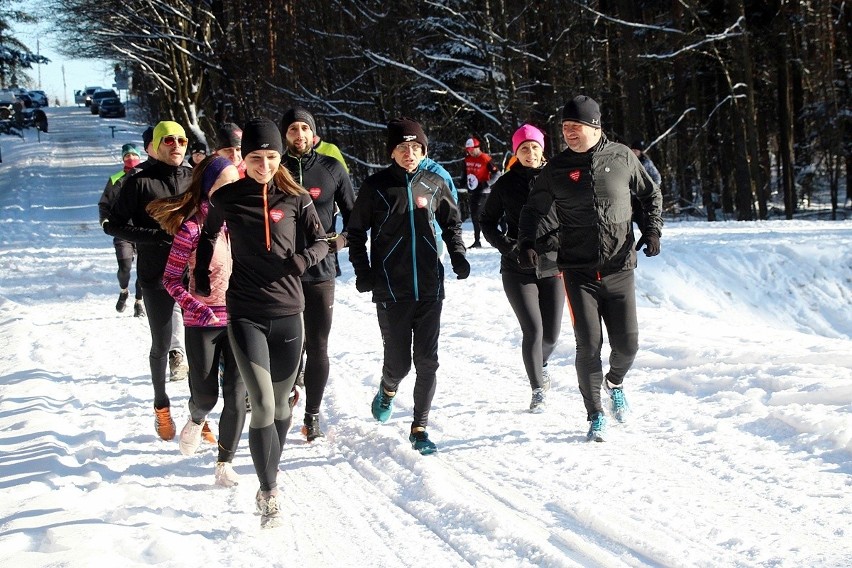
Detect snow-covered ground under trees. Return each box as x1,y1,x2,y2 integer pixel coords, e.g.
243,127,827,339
1,106,850,567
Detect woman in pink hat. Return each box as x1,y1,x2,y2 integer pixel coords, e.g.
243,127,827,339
480,124,564,413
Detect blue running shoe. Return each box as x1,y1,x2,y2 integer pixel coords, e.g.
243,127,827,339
371,387,395,422
587,412,606,442
409,428,437,455
607,385,629,423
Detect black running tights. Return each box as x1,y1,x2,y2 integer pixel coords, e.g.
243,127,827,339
184,326,247,463
141,287,178,409
301,279,335,415
501,271,564,390
114,239,141,299
228,314,302,491
563,270,639,420
376,300,442,429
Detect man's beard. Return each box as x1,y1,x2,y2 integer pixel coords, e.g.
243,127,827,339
289,140,310,156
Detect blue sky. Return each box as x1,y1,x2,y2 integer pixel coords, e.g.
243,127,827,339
12,19,114,104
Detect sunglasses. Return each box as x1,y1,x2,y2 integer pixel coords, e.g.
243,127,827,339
161,135,188,147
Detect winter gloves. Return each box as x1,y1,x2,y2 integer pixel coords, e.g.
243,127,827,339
518,246,538,269
193,234,216,297
450,252,470,280
327,233,348,253
635,231,661,257
355,273,373,293
194,270,212,297
355,251,470,293
283,254,307,276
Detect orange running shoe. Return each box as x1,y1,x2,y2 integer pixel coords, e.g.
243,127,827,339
154,407,176,441
201,421,217,445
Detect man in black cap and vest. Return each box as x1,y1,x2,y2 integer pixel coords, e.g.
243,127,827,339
347,117,469,455
517,95,663,442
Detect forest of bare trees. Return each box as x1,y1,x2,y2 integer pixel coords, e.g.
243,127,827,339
50,0,850,220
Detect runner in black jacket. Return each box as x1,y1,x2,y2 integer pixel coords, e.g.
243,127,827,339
481,124,563,414
281,107,355,441
104,121,193,441
98,143,143,316
517,96,663,442
209,117,328,528
348,117,468,455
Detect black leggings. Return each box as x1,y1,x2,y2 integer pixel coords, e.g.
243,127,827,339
184,327,247,463
376,300,442,428
469,192,484,242
563,270,639,420
114,239,141,299
228,314,302,491
141,287,178,408
501,271,564,390
302,279,335,415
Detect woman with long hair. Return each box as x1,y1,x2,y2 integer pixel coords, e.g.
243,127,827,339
208,117,329,528
146,156,246,487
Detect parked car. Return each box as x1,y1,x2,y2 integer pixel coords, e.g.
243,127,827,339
98,97,126,118
0,90,16,119
15,93,38,109
81,86,102,107
0,93,48,134
90,89,118,114
29,90,48,107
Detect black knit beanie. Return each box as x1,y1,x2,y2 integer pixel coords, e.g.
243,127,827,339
241,117,284,157
142,126,154,150
386,117,428,156
216,122,243,149
561,95,602,128
281,107,317,134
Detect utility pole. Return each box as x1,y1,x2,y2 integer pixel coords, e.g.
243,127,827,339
62,65,67,106
37,38,42,88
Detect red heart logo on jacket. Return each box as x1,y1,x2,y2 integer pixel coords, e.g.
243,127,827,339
269,209,284,223
308,187,321,200
569,170,581,182
415,196,428,208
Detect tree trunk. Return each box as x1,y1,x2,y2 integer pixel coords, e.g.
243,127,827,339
777,36,795,220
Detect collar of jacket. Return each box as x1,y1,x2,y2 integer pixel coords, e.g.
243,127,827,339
564,132,608,157
234,175,283,194
388,160,424,183
508,161,544,180
147,156,184,175
284,150,316,185
284,150,316,169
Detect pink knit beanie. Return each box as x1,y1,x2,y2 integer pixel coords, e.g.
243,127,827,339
511,124,545,154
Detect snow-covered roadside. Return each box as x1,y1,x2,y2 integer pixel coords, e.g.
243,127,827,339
1,106,850,567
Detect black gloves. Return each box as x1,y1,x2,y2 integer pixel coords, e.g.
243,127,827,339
328,233,347,253
450,252,470,280
518,247,538,269
635,232,661,257
193,234,216,296
284,255,307,276
194,270,211,297
355,273,373,293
